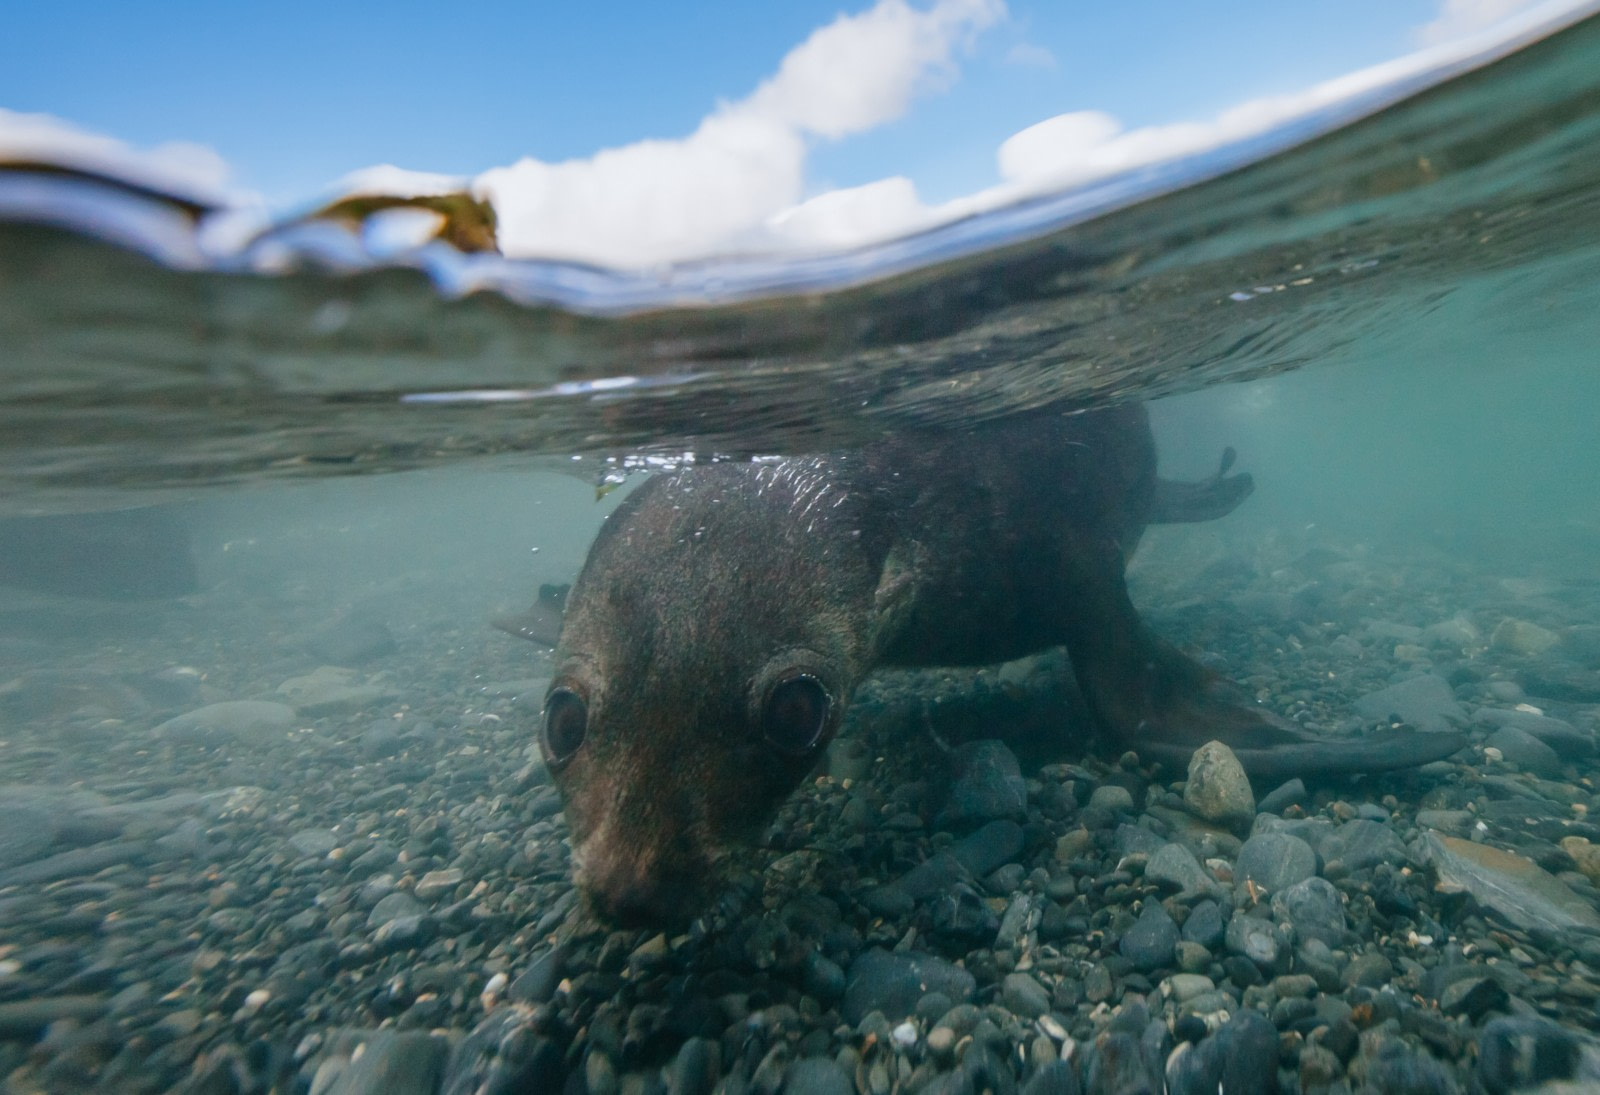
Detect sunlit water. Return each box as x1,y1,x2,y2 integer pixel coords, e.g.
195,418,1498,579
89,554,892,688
2,10,1600,1095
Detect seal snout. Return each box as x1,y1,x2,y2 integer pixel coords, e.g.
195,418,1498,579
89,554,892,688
578,846,710,926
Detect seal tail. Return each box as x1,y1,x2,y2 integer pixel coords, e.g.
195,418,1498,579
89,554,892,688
1150,447,1254,524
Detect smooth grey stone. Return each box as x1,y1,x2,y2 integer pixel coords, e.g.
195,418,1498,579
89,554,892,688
873,820,1024,903
1180,900,1226,950
509,945,566,1005
1120,902,1179,973
325,1031,447,1095
1113,824,1166,858
1474,708,1593,758
1270,877,1346,947
1145,843,1222,899
1315,819,1410,872
1183,742,1254,827
1021,1061,1080,1095
1255,779,1307,815
1439,977,1509,1021
1357,1041,1461,1095
783,1057,853,1095
371,914,434,951
1353,675,1465,733
0,840,149,886
306,611,395,666
366,891,424,928
1234,832,1316,895
1475,1017,1583,1092
154,700,296,743
440,1013,564,1095
803,952,846,1004
0,800,59,869
668,1037,719,1095
939,740,1027,827
842,949,975,1025
1165,1011,1276,1095
1485,726,1564,778
1225,912,1287,973
289,828,338,857
0,995,110,1037
1087,785,1134,813
1000,972,1050,1019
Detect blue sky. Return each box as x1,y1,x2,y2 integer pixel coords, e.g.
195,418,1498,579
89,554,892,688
0,0,1545,265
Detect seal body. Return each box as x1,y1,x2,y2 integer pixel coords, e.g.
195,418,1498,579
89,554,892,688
523,405,1461,924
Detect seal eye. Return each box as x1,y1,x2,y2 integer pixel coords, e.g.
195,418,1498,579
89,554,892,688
542,688,588,764
762,675,831,755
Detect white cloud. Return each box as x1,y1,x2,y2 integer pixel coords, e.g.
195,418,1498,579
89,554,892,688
1417,0,1547,44
477,0,1003,267
0,107,232,203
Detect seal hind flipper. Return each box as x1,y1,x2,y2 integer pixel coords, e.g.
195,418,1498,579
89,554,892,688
492,582,569,646
1133,726,1469,781
1149,447,1255,524
1058,535,1465,777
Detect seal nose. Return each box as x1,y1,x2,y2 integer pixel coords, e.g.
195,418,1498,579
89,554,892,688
580,848,705,927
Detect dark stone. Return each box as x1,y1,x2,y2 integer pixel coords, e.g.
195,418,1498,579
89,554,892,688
324,1031,447,1095
842,949,975,1025
1119,902,1179,973
1165,1011,1276,1095
1439,977,1508,1021
307,610,396,665
668,1037,719,1095
1271,877,1347,947
1234,832,1316,895
1021,1060,1079,1095
782,1057,854,1095
1485,726,1564,778
1180,900,1226,950
510,946,566,1006
1256,779,1308,815
1474,1017,1581,1093
939,740,1027,827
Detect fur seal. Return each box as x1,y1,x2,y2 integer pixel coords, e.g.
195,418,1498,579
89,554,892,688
503,405,1464,924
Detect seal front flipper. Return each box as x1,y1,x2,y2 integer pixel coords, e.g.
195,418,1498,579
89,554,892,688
1058,538,1466,777
492,582,570,646
1149,447,1255,524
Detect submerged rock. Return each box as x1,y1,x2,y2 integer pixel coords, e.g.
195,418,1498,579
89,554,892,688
1427,832,1600,932
154,699,296,743
1353,675,1465,733
1182,741,1254,828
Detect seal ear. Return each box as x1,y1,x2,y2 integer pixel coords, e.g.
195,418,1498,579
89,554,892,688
492,582,570,647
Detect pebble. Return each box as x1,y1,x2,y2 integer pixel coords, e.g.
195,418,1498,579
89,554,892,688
1144,842,1221,898
782,1056,855,1095
1490,618,1560,656
841,949,976,1025
153,699,296,743
1001,972,1051,1018
415,868,464,900
1270,877,1346,946
1182,742,1255,828
1234,831,1317,896
1352,674,1465,733
939,739,1027,826
1484,725,1564,777
1119,901,1179,972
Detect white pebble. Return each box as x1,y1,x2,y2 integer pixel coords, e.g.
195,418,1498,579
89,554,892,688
481,971,509,1009
891,1021,917,1049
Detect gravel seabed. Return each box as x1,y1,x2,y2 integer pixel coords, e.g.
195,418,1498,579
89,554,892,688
2,524,1600,1094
